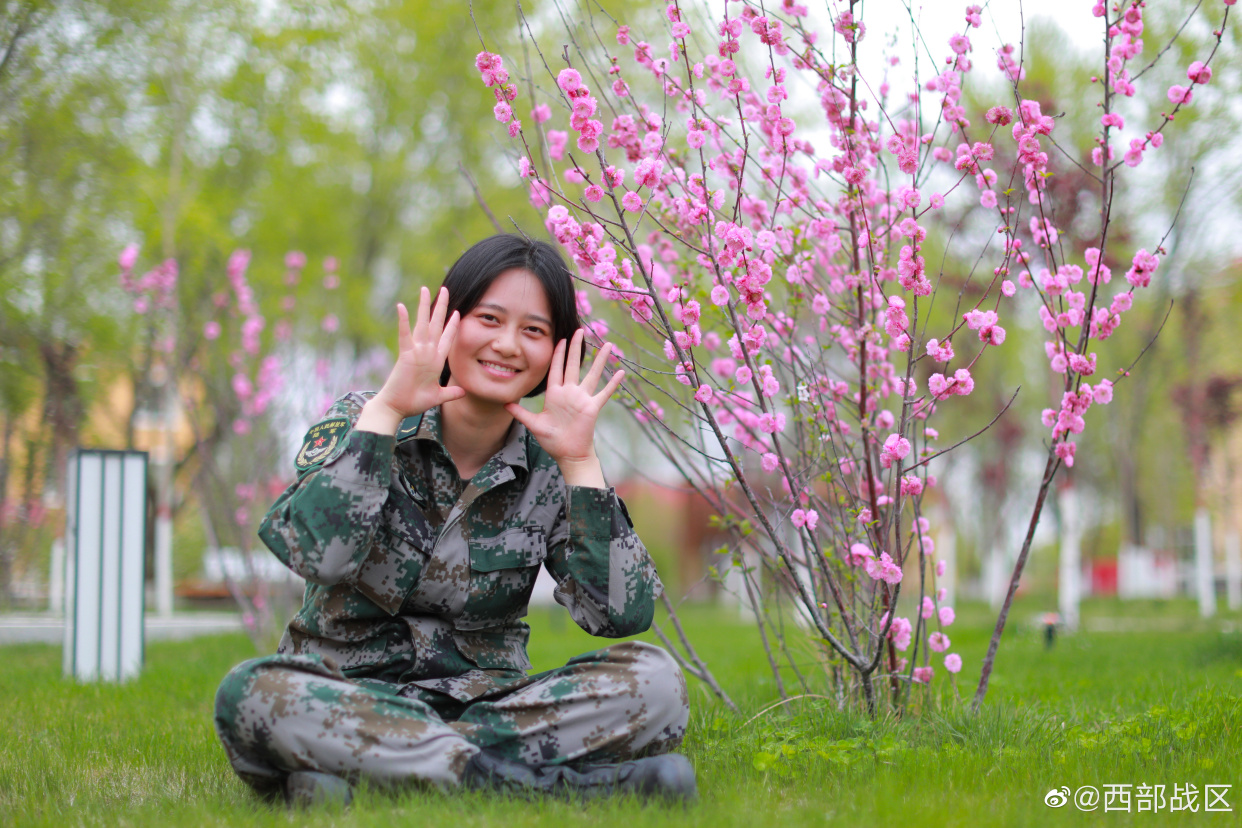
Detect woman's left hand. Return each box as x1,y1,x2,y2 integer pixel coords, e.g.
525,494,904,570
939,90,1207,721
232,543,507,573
505,328,624,479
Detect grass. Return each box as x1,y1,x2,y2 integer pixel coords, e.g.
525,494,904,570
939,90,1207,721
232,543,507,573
1,596,1239,827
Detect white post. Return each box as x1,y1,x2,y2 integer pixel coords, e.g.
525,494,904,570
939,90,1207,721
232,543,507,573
1225,531,1241,612
1194,507,1216,618
1058,483,1081,631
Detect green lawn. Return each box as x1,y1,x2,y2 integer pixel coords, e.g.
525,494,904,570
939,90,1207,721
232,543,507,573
1,597,1239,827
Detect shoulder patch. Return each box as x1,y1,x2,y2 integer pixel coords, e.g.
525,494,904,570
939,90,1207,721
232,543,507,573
295,417,351,470
396,414,423,443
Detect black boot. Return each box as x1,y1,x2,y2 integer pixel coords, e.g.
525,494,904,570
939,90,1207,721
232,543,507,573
285,770,353,808
461,750,697,803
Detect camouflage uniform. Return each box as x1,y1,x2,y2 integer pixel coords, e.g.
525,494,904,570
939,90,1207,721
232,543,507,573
214,392,688,793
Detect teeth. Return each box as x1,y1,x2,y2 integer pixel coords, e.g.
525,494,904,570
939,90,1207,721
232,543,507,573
482,361,518,373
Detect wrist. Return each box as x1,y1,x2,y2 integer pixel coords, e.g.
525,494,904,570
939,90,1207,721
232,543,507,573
355,397,405,436
557,452,606,488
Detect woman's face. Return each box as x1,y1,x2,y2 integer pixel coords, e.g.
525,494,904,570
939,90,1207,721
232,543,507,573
445,268,556,405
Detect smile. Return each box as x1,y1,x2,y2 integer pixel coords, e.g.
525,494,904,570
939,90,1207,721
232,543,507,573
479,360,521,376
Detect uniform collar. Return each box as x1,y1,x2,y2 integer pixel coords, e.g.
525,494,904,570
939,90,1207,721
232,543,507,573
413,406,530,475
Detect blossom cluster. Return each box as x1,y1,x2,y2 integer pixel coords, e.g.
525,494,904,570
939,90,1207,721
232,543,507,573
470,0,1227,694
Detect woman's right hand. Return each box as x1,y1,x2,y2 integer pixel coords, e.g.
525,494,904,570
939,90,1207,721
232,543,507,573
355,286,464,435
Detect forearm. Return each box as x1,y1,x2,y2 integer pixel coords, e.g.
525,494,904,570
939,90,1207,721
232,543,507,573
354,397,405,436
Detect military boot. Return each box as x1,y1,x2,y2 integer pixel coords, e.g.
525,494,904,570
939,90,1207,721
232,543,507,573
285,770,353,808
461,749,697,803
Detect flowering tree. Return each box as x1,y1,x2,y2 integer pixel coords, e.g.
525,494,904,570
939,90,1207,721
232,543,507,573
118,246,387,647
470,0,1233,713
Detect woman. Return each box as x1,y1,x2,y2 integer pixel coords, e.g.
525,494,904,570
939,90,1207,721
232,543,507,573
213,235,692,806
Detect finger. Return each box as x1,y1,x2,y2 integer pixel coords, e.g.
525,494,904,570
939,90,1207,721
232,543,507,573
503,401,537,430
414,286,431,334
595,369,626,404
436,310,460,361
396,303,414,353
437,385,467,405
547,338,567,389
582,341,613,393
430,286,450,335
564,328,585,384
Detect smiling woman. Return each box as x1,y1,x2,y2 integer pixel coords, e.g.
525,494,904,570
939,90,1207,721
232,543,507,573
212,234,695,807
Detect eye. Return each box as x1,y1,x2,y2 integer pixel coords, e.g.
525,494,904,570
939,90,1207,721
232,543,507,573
525,325,549,336
478,312,500,324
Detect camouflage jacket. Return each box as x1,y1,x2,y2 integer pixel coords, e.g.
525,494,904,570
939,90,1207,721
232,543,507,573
259,392,662,702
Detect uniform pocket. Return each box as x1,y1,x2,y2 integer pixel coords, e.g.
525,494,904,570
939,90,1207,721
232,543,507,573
468,525,547,572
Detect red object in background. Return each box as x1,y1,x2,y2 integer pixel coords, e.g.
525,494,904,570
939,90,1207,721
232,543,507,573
1091,558,1118,595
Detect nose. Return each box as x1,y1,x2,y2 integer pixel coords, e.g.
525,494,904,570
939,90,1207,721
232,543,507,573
492,325,519,356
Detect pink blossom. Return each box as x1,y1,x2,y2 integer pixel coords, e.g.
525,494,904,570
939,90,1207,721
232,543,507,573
944,653,962,673
935,559,947,578
621,191,643,212
900,476,924,496
687,130,706,149
1055,440,1076,467
1100,112,1124,130
284,251,306,270
1186,61,1212,84
557,68,583,93
928,631,951,652
584,184,604,202
118,244,139,271
886,615,912,650
865,552,904,585
1167,84,1193,105
321,314,339,333
938,606,955,626
1126,248,1159,287
849,543,873,566
762,452,780,473
532,103,552,123
694,384,714,404
912,666,934,684
980,190,997,208
232,418,250,435
493,101,512,123
204,321,222,340
880,433,911,469
1093,379,1114,404
982,104,1012,126
921,596,935,619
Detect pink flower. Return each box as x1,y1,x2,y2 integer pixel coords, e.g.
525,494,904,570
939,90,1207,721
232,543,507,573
980,190,997,208
900,476,924,496
323,256,339,273
584,184,604,202
887,615,913,650
204,321,222,340
949,33,971,55
1167,84,1193,105
532,103,552,123
557,68,583,93
761,452,779,473
687,129,706,149
921,596,935,619
1186,61,1212,84
1055,440,1076,467
711,285,729,306
1093,379,1114,404
1100,112,1124,130
321,314,340,333
912,666,934,684
928,631,951,652
621,191,643,212
493,101,512,123
938,606,955,626
118,244,139,271
1126,248,1159,287
694,384,714,404
284,251,306,270
865,552,904,585
849,543,874,566
880,433,911,468
983,107,1013,127
232,418,250,435
935,559,947,578
944,653,963,673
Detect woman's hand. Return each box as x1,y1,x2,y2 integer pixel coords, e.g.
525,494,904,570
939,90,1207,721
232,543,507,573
505,328,625,487
356,287,464,435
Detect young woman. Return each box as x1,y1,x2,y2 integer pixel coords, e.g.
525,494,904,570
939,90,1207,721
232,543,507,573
213,235,692,805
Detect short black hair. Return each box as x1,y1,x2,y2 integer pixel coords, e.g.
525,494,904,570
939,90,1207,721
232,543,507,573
437,234,581,397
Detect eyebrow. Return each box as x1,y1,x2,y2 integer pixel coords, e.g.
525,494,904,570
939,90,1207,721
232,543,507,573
477,302,552,327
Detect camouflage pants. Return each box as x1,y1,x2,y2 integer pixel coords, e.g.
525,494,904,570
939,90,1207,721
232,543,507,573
214,640,688,793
